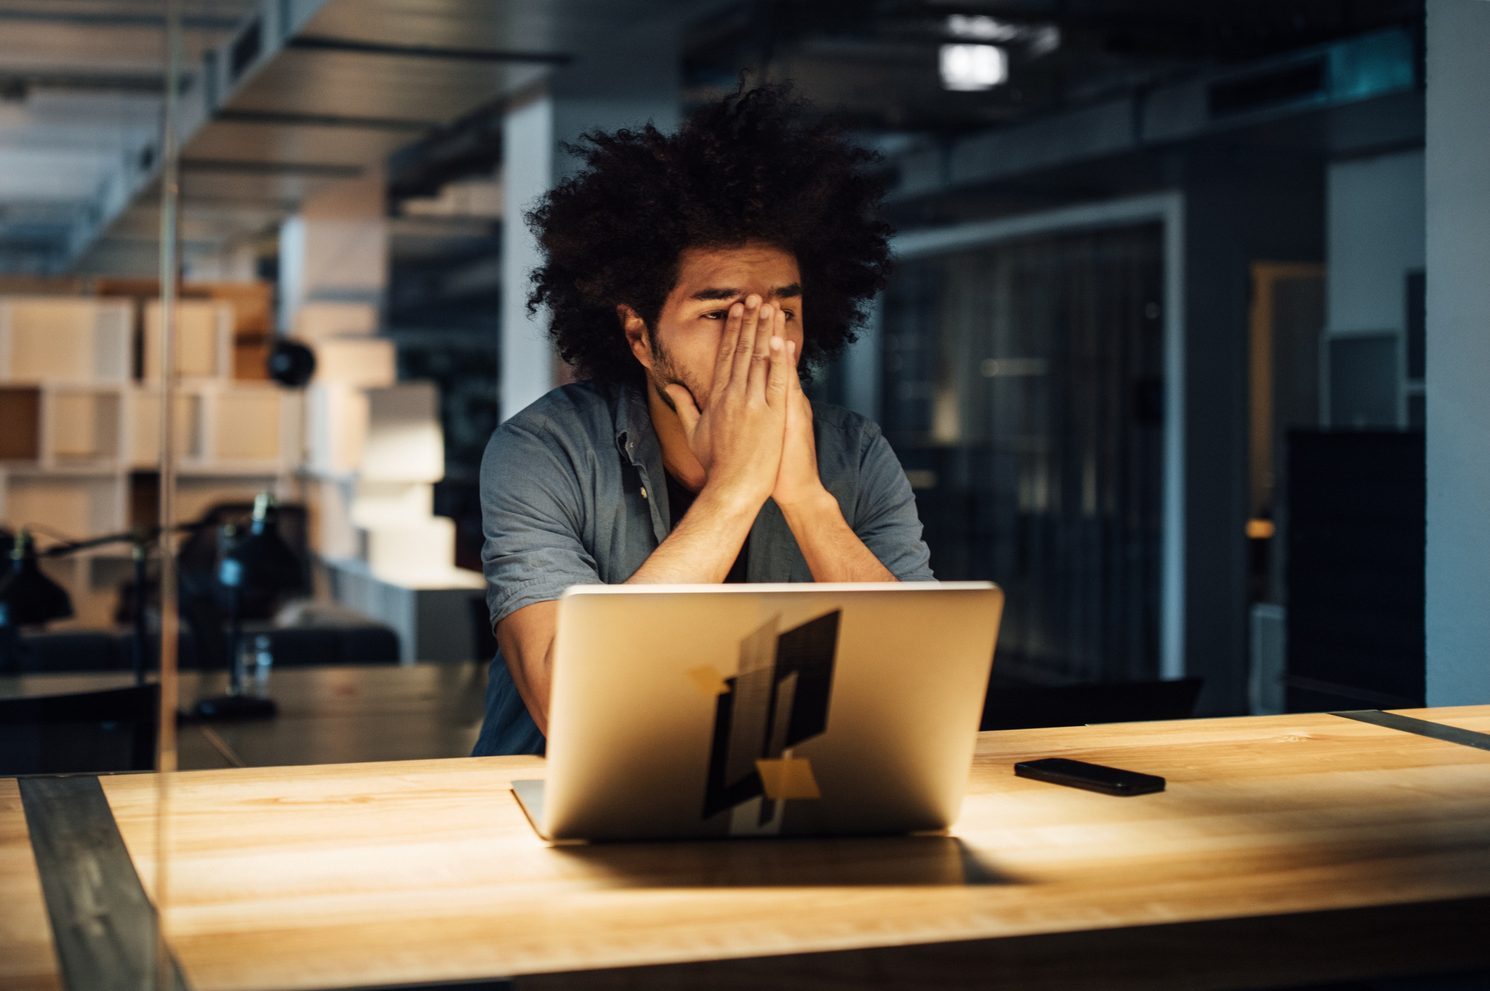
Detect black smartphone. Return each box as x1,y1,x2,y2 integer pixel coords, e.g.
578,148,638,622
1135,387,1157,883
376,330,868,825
1014,758,1166,796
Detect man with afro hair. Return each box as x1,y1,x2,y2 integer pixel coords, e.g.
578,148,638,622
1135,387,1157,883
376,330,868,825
474,84,933,756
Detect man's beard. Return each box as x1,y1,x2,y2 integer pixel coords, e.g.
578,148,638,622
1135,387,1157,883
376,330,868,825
648,337,705,416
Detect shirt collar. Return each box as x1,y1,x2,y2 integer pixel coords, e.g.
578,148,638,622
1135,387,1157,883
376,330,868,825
613,379,657,469
612,380,671,542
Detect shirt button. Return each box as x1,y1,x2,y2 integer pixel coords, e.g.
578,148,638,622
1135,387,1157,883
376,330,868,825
640,486,648,500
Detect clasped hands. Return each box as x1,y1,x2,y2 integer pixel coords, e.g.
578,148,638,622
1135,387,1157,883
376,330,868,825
664,295,822,512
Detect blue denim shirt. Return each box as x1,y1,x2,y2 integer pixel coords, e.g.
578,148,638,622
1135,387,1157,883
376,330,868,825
472,379,934,755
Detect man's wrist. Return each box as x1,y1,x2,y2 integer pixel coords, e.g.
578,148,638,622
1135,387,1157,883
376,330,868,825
695,477,771,525
776,483,841,529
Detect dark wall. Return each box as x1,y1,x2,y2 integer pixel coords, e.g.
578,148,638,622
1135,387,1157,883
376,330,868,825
1181,149,1325,714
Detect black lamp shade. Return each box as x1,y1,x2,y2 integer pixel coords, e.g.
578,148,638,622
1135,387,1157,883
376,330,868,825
0,534,74,628
224,528,305,594
217,495,305,597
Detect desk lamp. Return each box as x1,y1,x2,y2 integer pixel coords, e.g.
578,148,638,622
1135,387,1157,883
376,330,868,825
4,522,207,682
0,529,75,671
187,493,304,721
0,529,74,626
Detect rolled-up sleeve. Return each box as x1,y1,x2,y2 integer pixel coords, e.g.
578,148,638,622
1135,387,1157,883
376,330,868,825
852,421,935,581
480,417,601,626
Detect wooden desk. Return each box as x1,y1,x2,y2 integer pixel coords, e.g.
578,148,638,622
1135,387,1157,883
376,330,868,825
5,707,1490,991
0,664,485,769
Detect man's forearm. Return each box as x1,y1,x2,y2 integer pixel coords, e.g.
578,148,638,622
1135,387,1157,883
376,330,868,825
627,484,762,583
779,487,896,582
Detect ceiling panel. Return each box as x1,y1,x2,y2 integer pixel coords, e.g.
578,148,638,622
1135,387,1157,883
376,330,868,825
0,146,120,199
0,202,76,252
0,7,245,72
180,164,355,206
227,48,550,124
111,200,282,241
184,119,419,167
0,1,255,20
0,91,159,152
5,0,723,270
298,0,710,53
0,0,249,270
0,21,169,74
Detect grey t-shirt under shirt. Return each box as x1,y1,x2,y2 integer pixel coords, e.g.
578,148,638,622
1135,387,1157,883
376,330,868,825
472,379,934,756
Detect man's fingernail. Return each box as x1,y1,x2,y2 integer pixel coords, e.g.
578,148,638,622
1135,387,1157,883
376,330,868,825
760,304,773,319
770,336,782,351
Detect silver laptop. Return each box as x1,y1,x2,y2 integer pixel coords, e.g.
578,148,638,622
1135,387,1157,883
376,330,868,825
511,582,1002,842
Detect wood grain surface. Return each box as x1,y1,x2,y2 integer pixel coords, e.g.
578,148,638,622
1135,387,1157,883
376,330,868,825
0,779,61,991
81,707,1490,991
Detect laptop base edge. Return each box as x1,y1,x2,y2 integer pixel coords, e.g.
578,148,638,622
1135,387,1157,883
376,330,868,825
510,779,551,841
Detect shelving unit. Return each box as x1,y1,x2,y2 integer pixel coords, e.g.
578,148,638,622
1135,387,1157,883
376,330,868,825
128,388,206,466
0,291,299,630
0,386,42,461
0,297,131,382
1,467,128,539
2,285,477,659
302,383,447,572
45,385,126,467
128,382,303,472
215,385,292,464
0,301,135,570
142,299,233,381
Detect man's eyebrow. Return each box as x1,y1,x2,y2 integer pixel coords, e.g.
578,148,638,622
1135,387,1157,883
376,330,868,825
688,283,803,303
689,287,739,301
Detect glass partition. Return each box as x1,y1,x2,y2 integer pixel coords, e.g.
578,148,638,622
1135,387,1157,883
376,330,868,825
877,225,1166,686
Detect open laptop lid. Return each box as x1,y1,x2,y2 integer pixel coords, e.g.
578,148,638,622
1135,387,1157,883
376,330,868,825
514,582,1002,842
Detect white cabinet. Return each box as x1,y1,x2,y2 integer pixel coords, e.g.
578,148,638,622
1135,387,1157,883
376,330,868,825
0,297,132,382
142,300,233,380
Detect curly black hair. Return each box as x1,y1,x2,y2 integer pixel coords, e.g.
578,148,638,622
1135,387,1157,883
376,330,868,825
525,84,893,385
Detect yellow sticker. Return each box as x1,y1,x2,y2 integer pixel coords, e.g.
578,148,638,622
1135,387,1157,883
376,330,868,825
686,666,730,697
755,757,821,800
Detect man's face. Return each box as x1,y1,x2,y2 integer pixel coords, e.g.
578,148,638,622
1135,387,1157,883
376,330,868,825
625,242,804,411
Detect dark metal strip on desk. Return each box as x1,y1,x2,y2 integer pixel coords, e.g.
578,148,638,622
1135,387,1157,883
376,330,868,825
351,979,513,990
18,775,190,991
1333,710,1490,753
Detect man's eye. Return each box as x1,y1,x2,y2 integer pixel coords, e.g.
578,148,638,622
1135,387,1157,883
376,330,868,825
702,310,728,321
783,310,797,322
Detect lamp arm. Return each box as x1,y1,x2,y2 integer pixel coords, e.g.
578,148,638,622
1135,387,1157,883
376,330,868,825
36,520,213,559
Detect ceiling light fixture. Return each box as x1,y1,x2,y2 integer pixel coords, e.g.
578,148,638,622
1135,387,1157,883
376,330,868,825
944,15,1062,60
946,14,1018,43
940,44,1009,91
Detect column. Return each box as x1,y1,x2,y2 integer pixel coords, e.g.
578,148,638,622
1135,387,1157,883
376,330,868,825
499,44,680,420
1425,0,1490,705
278,169,388,335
